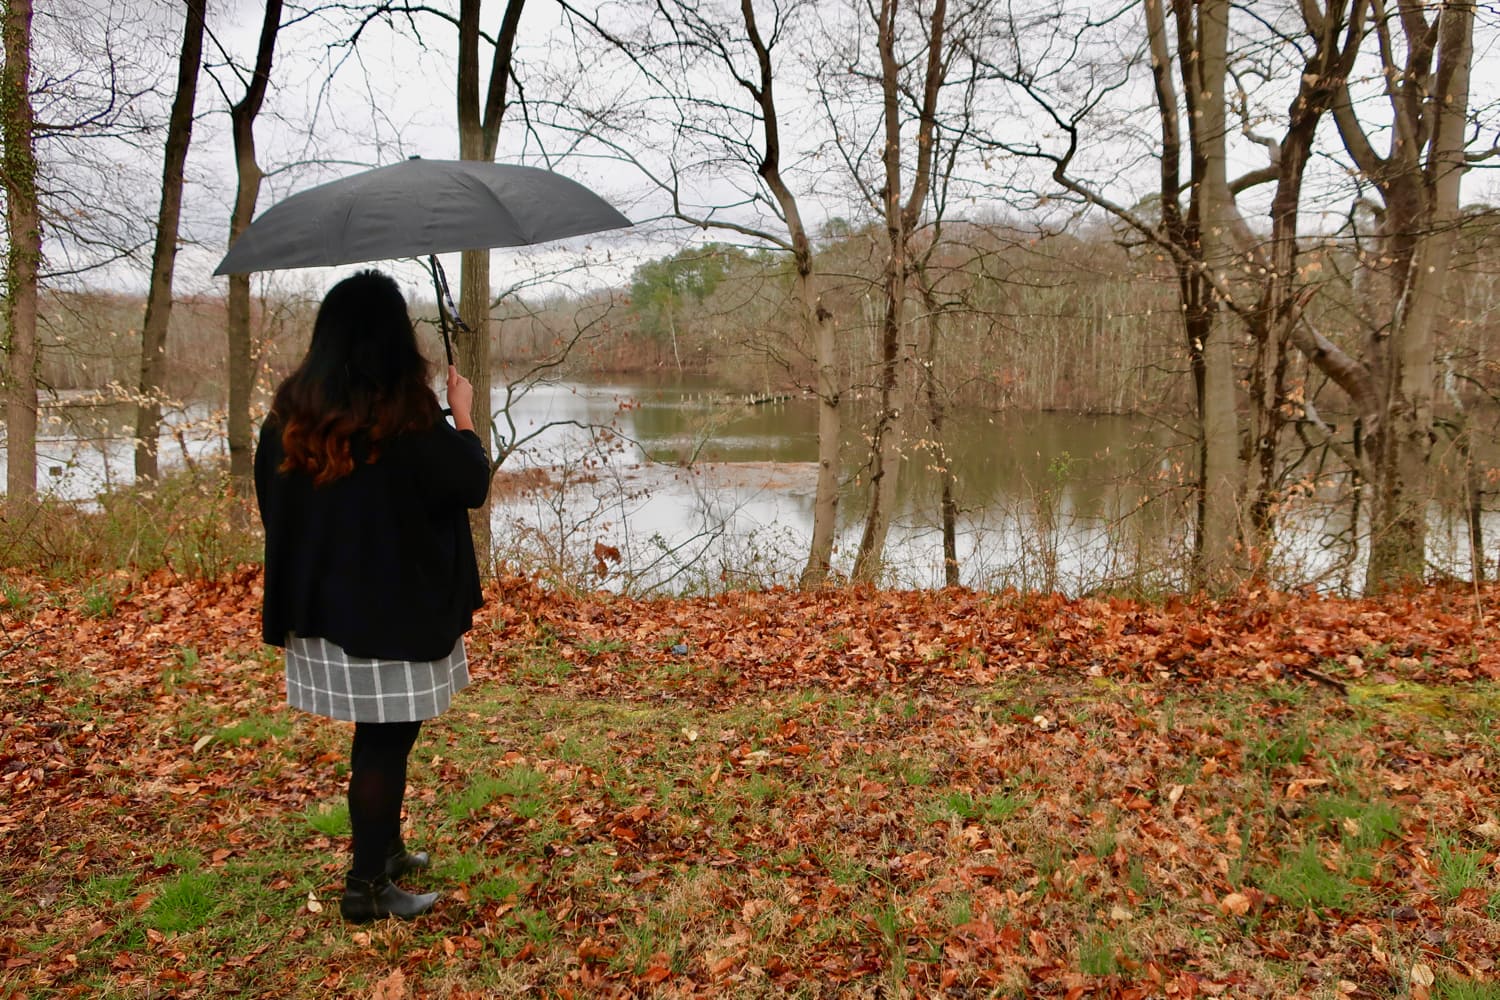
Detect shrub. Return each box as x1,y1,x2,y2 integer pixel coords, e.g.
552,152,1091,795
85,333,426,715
0,463,260,581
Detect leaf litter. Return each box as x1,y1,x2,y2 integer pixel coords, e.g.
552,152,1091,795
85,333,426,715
1,567,1497,997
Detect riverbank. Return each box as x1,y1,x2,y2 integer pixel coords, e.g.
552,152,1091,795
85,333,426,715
2,569,1497,997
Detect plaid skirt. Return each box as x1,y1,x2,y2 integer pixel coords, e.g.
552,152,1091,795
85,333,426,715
284,633,470,723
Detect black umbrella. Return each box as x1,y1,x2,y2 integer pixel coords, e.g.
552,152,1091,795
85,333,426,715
213,158,631,364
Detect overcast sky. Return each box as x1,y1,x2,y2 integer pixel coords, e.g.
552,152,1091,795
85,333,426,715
23,0,1500,305
35,0,669,303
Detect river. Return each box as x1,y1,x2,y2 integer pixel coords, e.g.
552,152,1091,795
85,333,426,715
1,374,1489,594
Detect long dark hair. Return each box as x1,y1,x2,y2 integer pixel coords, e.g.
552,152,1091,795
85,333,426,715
272,270,440,485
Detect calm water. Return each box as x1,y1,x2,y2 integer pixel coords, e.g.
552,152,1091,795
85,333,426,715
485,375,1493,594
3,374,1489,594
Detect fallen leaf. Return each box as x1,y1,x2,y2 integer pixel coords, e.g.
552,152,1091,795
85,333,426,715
370,968,408,1000
1219,892,1251,916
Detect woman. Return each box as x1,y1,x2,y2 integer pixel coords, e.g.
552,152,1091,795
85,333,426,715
255,270,490,923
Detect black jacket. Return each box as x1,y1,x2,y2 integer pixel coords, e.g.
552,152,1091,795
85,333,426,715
255,414,491,661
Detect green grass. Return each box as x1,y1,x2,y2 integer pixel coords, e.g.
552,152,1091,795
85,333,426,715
80,581,120,619
1310,794,1401,850
445,763,549,820
163,644,200,690
0,465,260,580
580,637,627,656
1079,926,1125,975
0,576,34,616
1433,833,1486,902
216,715,293,746
143,870,218,934
6,616,1498,999
1436,979,1500,1000
446,774,512,819
302,799,350,837
1255,841,1357,912
507,649,575,683
78,871,139,907
939,789,1029,823
471,872,522,904
1249,722,1312,769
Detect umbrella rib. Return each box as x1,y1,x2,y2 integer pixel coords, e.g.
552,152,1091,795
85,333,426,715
459,171,531,248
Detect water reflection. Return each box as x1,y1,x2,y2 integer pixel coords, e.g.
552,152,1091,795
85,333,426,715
492,376,1492,594
6,375,1490,595
0,394,224,499
493,378,1197,593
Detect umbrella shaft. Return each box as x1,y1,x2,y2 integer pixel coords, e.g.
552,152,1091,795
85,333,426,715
428,255,461,369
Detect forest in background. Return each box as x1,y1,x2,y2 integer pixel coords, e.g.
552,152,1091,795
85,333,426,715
32,205,1500,418
6,0,1500,594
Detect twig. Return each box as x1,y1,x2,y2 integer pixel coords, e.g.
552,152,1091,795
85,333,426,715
1295,664,1348,694
0,625,44,663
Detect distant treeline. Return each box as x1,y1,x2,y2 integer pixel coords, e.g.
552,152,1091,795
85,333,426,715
494,213,1500,417
37,213,1500,419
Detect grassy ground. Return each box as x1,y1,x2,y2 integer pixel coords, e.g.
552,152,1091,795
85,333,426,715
1,571,1498,998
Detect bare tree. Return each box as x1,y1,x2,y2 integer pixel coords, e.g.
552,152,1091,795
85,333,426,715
26,1,159,281
457,0,526,556
735,0,844,588
134,0,207,482
847,0,951,584
1235,0,1368,566
1188,0,1243,588
4,1,168,499
911,78,984,589
555,0,846,586
1332,0,1476,589
983,0,1388,589
217,0,282,493
3,0,40,500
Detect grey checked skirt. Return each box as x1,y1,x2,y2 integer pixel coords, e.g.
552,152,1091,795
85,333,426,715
284,634,470,723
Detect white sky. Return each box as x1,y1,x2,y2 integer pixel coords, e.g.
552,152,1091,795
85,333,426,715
22,0,1500,305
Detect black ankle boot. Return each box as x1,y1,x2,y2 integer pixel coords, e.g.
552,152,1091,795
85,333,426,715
385,842,431,879
340,873,439,924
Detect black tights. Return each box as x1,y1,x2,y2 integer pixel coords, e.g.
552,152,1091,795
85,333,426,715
348,720,422,880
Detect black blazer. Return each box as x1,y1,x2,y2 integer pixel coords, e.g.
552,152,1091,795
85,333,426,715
255,414,491,661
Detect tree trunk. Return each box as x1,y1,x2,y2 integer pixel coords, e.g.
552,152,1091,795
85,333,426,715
226,0,281,498
226,277,254,485
456,246,493,556
798,266,842,587
853,0,946,584
456,0,526,562
135,0,206,483
1193,0,1242,589
1245,0,1364,566
1156,0,1242,588
725,0,841,589
2,0,39,501
920,300,960,587
1360,0,1472,590
853,202,912,583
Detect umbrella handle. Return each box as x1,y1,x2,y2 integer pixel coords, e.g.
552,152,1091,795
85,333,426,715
427,254,466,369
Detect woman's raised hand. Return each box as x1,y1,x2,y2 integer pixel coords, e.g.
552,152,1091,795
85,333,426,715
446,365,475,432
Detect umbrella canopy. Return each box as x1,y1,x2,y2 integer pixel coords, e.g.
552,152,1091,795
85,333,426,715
214,158,631,275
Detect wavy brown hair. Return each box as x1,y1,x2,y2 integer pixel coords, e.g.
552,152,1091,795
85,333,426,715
271,270,440,486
